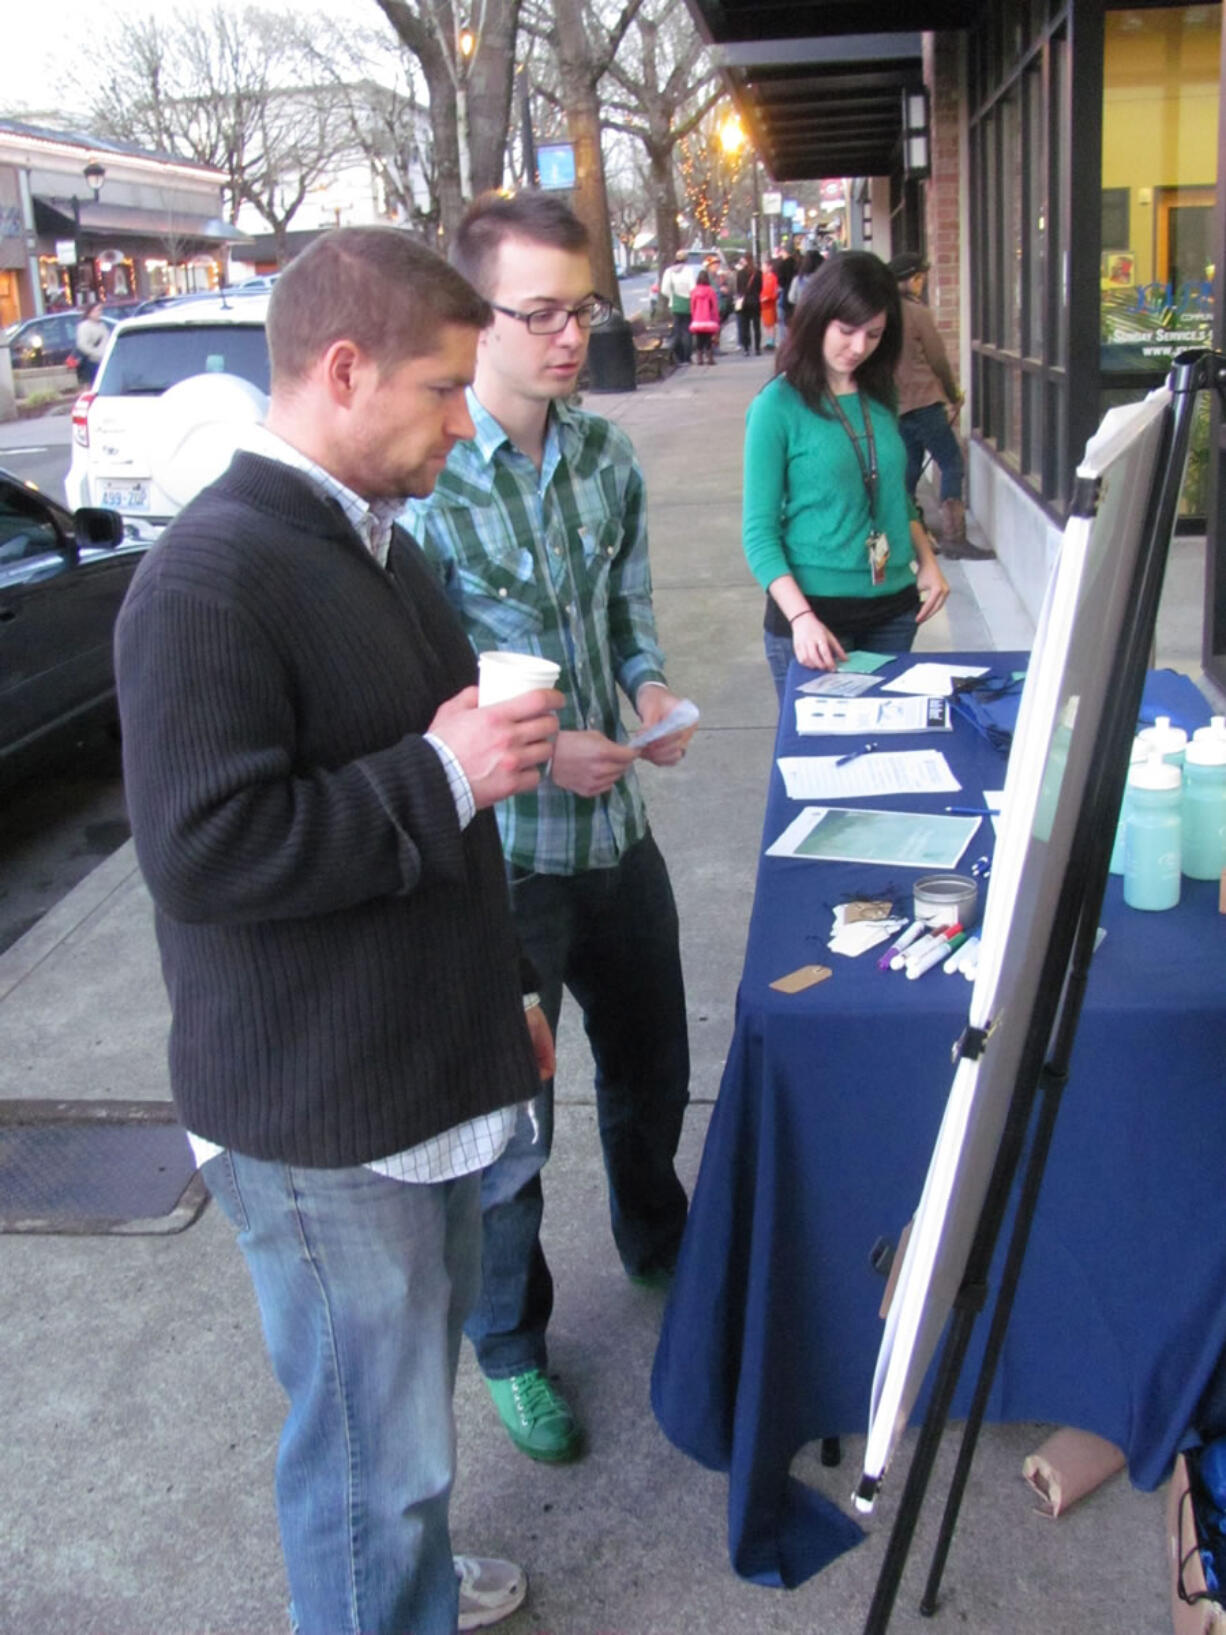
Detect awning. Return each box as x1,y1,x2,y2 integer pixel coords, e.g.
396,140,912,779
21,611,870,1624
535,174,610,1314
686,1,979,178
33,196,252,244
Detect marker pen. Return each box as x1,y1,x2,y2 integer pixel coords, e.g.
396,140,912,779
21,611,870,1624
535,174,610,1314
877,919,925,971
945,933,980,974
902,922,963,975
891,931,939,970
907,930,967,980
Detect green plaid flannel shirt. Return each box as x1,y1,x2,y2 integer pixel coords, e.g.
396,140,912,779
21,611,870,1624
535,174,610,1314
403,392,667,875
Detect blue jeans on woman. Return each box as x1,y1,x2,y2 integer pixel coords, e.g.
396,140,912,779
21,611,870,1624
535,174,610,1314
466,831,690,1379
764,605,919,705
899,402,964,502
203,1151,482,1635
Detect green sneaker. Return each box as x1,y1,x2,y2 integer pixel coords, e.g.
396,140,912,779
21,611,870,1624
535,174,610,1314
486,1369,582,1463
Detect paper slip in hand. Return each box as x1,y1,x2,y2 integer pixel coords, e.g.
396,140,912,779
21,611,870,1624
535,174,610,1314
770,964,832,994
881,662,989,697
628,697,700,749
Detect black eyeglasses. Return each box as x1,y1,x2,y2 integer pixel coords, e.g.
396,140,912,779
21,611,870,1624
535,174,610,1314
490,296,613,335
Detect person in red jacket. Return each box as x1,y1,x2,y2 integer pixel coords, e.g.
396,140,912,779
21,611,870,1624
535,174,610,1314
689,268,721,366
760,262,780,350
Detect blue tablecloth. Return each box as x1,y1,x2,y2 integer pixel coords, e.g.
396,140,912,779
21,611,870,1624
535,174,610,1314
652,653,1226,1588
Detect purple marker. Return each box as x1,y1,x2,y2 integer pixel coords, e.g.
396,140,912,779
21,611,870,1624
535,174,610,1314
877,919,925,971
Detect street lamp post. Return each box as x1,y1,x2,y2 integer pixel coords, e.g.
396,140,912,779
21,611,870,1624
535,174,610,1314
456,23,475,201
70,161,107,305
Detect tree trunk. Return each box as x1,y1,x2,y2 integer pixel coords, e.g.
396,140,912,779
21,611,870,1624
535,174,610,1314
421,54,464,245
552,0,618,309
465,0,520,195
648,144,681,275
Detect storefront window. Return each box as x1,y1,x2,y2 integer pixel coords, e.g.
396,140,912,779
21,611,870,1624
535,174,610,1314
1100,7,1219,379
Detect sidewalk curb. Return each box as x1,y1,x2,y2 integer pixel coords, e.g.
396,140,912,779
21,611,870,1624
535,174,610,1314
0,841,142,1002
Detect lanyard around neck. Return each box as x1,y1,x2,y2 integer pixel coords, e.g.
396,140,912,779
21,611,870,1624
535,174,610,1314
826,389,879,521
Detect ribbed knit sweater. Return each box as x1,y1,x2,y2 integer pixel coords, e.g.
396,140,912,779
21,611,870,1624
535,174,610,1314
115,452,539,1167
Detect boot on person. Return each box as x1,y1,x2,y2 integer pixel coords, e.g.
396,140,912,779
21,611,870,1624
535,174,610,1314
940,498,967,544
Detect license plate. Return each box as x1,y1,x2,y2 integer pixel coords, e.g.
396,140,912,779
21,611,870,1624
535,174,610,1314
100,481,150,511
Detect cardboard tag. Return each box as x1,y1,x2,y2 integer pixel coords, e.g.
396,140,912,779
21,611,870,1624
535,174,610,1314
770,964,833,994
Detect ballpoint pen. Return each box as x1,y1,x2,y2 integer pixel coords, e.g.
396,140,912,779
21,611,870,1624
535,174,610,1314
836,741,879,766
943,805,1000,817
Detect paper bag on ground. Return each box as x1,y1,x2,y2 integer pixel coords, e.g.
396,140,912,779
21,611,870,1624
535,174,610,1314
1021,1427,1125,1517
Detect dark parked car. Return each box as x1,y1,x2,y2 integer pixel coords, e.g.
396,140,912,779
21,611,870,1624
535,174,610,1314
4,310,115,369
0,469,139,771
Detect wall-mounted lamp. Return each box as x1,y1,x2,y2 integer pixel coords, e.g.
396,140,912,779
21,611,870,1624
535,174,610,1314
901,88,931,181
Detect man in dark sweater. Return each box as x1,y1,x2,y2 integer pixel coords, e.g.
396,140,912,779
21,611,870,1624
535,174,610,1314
115,228,563,1635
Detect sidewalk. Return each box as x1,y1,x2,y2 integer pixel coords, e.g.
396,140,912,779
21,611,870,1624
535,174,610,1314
1,353,1178,1635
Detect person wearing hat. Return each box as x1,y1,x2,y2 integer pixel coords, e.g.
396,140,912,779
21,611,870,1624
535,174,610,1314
889,251,987,559
660,248,698,365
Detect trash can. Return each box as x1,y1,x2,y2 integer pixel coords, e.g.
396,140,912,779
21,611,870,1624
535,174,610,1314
586,311,637,393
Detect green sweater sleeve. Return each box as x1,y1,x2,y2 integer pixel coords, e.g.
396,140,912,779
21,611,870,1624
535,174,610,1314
742,383,793,591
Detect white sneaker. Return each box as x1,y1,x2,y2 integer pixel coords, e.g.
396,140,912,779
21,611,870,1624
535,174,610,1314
455,1555,527,1630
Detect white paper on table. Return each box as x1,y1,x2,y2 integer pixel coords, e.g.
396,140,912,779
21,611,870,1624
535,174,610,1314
776,750,961,801
627,697,700,749
796,672,881,698
881,662,989,697
795,695,951,735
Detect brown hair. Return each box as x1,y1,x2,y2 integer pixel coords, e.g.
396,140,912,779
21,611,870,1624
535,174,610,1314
450,190,591,298
267,227,491,386
775,250,901,415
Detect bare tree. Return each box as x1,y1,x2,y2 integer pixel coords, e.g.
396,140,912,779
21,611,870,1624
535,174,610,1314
600,3,722,269
85,5,352,259
605,150,652,267
518,0,645,305
298,20,441,238
372,0,520,241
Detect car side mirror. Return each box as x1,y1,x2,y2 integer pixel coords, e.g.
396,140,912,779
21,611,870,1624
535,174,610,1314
74,507,126,549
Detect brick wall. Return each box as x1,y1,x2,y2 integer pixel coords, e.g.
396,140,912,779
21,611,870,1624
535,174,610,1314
924,31,964,377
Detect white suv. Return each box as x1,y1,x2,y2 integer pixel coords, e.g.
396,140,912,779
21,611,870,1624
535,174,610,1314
66,293,270,541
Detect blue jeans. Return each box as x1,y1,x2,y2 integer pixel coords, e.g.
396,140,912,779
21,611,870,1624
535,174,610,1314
764,606,919,705
899,402,965,502
467,831,690,1377
203,1151,481,1635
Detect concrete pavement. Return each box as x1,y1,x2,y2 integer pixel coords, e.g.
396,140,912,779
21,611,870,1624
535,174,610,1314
0,347,1195,1634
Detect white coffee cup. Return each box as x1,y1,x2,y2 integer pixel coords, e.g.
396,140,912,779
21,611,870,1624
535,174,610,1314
477,650,562,706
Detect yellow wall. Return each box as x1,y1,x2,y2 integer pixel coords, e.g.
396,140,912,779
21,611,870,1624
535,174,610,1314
1102,6,1220,287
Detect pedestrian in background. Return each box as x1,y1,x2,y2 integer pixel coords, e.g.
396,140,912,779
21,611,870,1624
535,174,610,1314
888,251,988,559
735,254,763,356
660,248,697,365
74,300,108,385
689,267,721,366
742,250,949,702
760,261,780,351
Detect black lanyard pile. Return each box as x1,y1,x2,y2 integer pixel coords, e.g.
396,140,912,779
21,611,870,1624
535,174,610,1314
826,390,880,527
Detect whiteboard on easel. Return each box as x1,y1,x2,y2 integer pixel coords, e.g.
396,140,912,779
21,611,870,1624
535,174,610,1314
859,387,1177,1506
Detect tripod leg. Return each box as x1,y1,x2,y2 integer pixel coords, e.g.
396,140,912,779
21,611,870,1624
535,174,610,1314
919,1065,1068,1615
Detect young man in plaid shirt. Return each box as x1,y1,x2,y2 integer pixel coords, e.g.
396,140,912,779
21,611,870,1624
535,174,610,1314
405,191,694,1464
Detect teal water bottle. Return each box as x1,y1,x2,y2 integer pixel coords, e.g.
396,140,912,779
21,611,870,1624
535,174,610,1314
1108,737,1148,875
1136,714,1187,767
1123,754,1182,911
1192,715,1226,748
1182,736,1226,880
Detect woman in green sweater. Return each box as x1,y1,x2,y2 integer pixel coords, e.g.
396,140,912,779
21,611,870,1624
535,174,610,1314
742,251,949,701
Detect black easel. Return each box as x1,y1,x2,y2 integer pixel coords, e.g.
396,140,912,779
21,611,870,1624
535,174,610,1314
862,350,1226,1635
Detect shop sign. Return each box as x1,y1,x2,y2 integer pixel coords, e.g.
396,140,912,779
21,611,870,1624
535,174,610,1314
761,190,783,215
1101,276,1214,373
55,238,77,265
